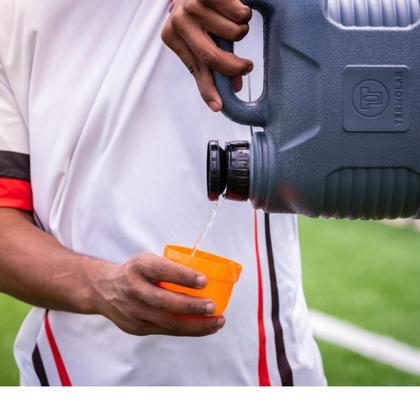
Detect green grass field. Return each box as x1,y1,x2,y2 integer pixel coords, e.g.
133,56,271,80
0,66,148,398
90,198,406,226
0,297,29,386
0,218,419,386
300,217,420,386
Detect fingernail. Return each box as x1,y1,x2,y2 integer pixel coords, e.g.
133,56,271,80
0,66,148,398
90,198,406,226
208,100,222,112
205,302,216,315
216,317,225,328
196,275,207,288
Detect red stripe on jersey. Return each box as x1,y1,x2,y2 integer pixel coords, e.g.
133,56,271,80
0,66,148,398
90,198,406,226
254,210,271,386
44,312,72,386
0,178,33,211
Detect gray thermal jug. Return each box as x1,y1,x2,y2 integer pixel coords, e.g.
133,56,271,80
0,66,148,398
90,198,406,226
207,0,420,219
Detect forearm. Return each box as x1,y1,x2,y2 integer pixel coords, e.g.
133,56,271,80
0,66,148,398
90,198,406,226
0,208,114,314
0,208,224,336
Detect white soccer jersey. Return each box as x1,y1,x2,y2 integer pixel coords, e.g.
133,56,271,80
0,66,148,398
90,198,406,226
0,0,326,386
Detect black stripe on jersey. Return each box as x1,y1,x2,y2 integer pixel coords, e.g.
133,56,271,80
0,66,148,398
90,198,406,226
32,344,49,386
264,213,294,386
0,151,30,181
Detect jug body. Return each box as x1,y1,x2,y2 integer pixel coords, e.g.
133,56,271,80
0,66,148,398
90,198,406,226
207,0,420,219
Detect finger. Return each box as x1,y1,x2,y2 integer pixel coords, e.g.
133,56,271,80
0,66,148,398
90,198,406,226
113,317,172,337
139,305,226,336
136,280,217,316
157,327,221,337
185,1,249,41
161,20,201,79
196,64,222,111
233,75,243,92
196,66,242,108
110,305,225,337
158,315,226,337
173,14,253,76
201,0,252,24
122,321,221,337
162,27,222,111
130,253,206,288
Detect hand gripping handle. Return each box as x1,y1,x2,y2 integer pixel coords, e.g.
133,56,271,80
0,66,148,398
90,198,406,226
213,0,274,127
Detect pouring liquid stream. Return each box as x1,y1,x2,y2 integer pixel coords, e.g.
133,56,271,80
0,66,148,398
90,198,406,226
191,75,254,257
191,198,221,257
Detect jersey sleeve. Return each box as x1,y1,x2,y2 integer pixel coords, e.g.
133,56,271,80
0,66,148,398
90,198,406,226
0,60,33,211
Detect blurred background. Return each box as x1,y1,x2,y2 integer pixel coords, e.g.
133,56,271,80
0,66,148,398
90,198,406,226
1,217,419,386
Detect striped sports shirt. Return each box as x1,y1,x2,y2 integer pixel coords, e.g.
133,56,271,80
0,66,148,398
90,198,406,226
0,0,326,386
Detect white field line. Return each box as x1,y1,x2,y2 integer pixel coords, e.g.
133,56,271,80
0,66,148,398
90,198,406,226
309,309,420,376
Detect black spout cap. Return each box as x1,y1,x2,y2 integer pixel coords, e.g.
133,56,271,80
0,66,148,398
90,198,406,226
207,140,250,202
207,141,226,201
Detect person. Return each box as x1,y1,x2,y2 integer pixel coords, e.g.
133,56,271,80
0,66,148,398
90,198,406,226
0,0,325,386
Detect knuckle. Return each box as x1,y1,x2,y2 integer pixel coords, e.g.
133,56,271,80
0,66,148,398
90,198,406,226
125,254,149,278
236,60,252,75
161,24,174,46
183,0,199,16
198,48,217,66
124,257,140,278
192,300,208,315
146,292,165,310
180,270,196,286
171,9,185,29
138,253,157,274
225,24,248,42
127,276,147,301
234,24,249,41
181,300,199,315
189,64,200,79
125,283,140,300
237,7,252,23
149,290,174,312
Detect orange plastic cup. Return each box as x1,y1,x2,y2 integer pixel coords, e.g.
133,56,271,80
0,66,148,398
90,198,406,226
160,245,242,316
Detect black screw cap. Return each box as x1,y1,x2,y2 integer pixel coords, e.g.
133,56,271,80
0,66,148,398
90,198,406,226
207,141,227,201
225,141,250,201
207,141,250,202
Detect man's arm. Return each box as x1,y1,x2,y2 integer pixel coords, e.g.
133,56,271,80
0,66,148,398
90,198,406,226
0,208,224,336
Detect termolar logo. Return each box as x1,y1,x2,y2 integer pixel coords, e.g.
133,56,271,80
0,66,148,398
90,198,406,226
352,80,390,118
344,66,409,132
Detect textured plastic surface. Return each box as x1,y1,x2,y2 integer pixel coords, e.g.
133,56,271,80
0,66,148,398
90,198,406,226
322,168,420,219
214,0,420,219
328,0,420,27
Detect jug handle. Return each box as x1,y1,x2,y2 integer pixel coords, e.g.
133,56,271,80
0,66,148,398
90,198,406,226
213,0,274,127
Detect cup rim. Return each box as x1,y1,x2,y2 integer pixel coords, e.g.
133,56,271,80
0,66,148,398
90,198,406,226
164,245,242,283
